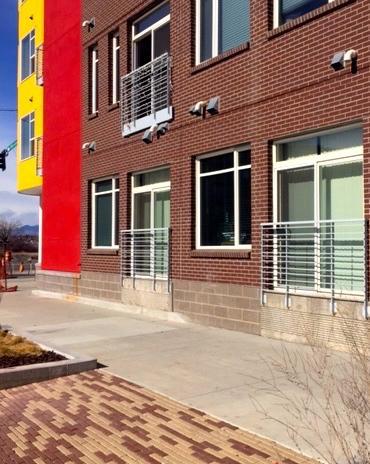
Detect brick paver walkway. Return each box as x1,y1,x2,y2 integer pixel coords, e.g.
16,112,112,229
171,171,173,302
0,371,316,464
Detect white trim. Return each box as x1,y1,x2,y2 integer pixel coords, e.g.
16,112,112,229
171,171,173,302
196,145,252,250
273,0,336,28
91,177,119,249
123,107,172,137
20,111,35,160
112,32,120,104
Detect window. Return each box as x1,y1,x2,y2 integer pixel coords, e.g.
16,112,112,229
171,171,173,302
92,178,120,248
132,1,170,69
110,31,120,104
196,0,250,64
21,30,35,80
89,45,99,114
20,112,35,160
274,0,334,27
196,147,251,249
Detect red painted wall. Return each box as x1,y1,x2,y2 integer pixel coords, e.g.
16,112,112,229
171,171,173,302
42,0,81,272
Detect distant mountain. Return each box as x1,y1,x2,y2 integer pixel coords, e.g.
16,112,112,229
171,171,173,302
15,225,39,236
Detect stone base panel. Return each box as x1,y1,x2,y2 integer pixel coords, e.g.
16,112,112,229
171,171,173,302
173,280,261,335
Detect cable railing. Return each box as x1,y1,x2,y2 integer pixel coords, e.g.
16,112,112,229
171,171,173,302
36,137,43,176
261,219,368,317
36,45,44,86
121,53,172,136
120,228,171,292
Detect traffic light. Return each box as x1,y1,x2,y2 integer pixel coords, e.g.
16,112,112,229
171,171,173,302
0,150,7,172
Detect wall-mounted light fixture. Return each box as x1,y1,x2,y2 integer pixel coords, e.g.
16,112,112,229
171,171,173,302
189,97,220,118
331,49,358,73
82,18,95,31
82,141,96,154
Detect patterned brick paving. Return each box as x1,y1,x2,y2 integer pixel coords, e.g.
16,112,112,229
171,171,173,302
0,371,316,464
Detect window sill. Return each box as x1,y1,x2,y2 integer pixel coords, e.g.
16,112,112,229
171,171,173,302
191,42,250,75
87,248,119,256
88,112,99,121
108,102,120,112
268,0,355,39
190,249,251,259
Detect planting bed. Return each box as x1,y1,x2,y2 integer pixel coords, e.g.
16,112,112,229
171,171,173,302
0,330,65,369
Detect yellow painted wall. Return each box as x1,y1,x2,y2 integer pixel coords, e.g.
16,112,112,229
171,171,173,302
17,0,43,195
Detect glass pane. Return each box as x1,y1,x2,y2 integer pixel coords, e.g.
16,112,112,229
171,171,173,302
96,179,112,192
320,163,363,292
278,168,315,289
115,191,119,246
134,192,151,229
21,34,30,80
21,116,30,159
280,0,327,24
95,194,112,246
200,0,213,61
200,153,233,173
239,149,251,166
320,128,362,155
135,34,152,68
279,167,314,222
134,168,170,187
218,0,250,53
278,137,318,161
201,172,234,246
135,2,170,34
239,169,251,245
154,22,170,58
154,191,170,228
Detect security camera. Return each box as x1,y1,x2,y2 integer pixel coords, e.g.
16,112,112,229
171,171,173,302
82,142,90,150
189,101,207,117
142,125,158,144
331,49,357,72
207,97,220,115
157,123,169,136
82,141,96,153
82,18,95,29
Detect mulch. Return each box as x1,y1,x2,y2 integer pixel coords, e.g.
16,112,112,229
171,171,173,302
0,351,66,369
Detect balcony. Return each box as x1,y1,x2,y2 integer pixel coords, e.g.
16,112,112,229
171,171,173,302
120,228,171,292
261,220,368,317
36,136,43,176
121,53,172,137
36,45,44,86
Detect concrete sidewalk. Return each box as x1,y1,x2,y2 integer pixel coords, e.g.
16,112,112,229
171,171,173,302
0,279,333,461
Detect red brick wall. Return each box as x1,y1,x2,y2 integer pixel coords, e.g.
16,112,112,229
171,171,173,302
81,0,370,286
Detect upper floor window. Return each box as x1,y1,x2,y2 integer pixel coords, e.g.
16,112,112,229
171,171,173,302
195,0,250,64
110,31,120,104
89,45,99,114
132,1,170,69
196,147,252,249
274,0,333,27
21,30,35,80
91,178,120,248
20,112,35,160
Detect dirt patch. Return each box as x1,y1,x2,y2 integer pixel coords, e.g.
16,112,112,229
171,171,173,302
0,330,66,369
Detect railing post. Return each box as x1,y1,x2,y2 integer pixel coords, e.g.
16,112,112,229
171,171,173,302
152,230,156,291
363,219,369,319
167,228,171,294
260,225,264,306
329,221,336,315
132,231,136,290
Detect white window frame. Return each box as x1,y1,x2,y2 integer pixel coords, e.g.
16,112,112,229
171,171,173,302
273,0,335,28
91,177,119,249
272,124,364,224
196,146,252,250
132,1,170,70
20,112,35,160
131,167,171,231
20,29,35,81
112,32,120,104
90,45,99,114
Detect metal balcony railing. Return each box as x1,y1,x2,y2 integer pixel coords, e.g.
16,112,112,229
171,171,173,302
36,45,44,86
121,53,172,136
36,137,43,176
261,220,368,317
121,228,171,292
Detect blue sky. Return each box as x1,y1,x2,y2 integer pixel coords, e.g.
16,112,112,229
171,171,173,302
0,0,38,225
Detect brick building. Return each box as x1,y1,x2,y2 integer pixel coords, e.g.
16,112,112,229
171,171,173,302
38,0,370,349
